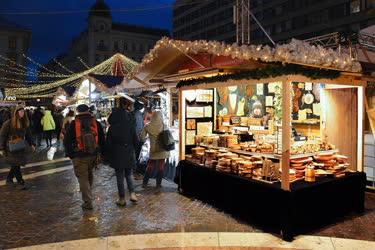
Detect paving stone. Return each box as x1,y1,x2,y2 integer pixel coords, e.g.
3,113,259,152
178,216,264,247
0,163,374,249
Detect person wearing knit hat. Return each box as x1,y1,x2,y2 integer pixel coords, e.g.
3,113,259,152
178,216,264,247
0,105,35,189
63,103,105,210
76,104,90,114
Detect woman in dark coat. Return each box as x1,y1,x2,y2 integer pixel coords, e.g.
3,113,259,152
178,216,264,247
105,99,140,206
0,106,35,188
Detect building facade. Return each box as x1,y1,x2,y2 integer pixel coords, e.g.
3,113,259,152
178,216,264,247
43,0,169,75
173,0,375,44
0,17,32,89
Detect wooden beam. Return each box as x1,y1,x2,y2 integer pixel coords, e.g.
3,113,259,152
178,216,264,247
281,77,291,191
358,86,364,172
179,89,185,160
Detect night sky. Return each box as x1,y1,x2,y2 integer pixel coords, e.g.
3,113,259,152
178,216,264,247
0,0,174,66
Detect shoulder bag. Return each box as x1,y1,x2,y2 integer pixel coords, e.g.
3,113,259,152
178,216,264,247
158,124,175,151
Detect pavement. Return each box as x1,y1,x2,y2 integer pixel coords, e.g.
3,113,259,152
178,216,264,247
0,153,374,249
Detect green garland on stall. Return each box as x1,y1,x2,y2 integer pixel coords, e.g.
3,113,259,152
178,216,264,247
176,63,341,88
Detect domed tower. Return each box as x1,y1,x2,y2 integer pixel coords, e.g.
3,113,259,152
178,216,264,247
88,0,112,33
87,0,112,66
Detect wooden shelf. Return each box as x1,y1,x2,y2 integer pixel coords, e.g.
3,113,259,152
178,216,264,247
199,144,339,161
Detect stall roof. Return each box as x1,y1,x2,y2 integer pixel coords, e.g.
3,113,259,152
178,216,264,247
128,37,362,86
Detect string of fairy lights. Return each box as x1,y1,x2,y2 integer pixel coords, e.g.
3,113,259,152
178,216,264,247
4,53,138,98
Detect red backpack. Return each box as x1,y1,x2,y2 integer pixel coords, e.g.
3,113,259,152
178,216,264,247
75,117,99,154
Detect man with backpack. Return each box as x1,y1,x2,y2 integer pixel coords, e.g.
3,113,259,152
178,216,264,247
64,104,105,210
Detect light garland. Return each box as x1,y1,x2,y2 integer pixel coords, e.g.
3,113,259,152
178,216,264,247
130,37,362,78
53,58,75,74
6,53,138,97
0,67,67,78
22,54,68,77
77,57,91,70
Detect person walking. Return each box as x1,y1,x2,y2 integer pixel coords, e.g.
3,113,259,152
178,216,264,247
59,110,74,141
106,98,139,206
64,104,105,210
133,100,144,180
31,107,44,147
41,107,55,147
53,108,64,145
141,110,170,188
0,105,35,189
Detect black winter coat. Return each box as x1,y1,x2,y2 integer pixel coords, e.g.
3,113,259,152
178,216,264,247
31,110,43,134
105,109,139,169
0,120,35,166
63,113,105,159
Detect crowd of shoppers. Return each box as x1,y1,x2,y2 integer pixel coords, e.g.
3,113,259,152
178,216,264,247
0,98,174,210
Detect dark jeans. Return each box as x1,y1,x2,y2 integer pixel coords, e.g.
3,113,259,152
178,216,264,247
34,132,43,146
115,168,135,198
44,130,53,146
143,159,165,186
7,166,24,184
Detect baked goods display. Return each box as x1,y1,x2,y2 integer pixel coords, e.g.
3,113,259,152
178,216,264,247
288,152,350,181
291,139,335,155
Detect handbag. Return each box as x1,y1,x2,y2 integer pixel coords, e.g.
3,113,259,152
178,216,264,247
159,124,175,151
8,136,27,153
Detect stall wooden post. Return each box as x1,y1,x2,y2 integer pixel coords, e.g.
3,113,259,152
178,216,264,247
281,78,291,191
179,89,184,160
358,86,365,172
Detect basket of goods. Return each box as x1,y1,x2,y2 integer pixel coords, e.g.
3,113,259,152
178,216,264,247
231,116,241,125
240,142,249,151
204,149,217,166
313,153,349,177
192,147,205,156
223,115,231,124
218,148,228,154
217,158,232,173
231,157,243,174
255,143,273,153
226,135,238,148
240,117,249,126
205,149,218,159
248,143,258,152
230,144,242,150
290,157,313,171
218,135,227,147
238,161,253,178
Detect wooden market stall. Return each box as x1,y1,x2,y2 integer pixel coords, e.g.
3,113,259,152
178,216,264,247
131,37,367,240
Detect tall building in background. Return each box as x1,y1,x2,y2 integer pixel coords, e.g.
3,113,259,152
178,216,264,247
42,0,169,75
173,0,375,44
0,17,31,90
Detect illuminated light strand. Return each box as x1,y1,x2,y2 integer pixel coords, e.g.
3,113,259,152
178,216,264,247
53,58,75,74
0,54,31,72
130,37,362,78
6,53,138,96
0,76,55,83
22,53,69,77
0,68,68,79
0,63,30,74
77,57,90,70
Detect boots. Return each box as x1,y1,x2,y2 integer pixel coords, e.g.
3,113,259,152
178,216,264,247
142,172,150,188
156,170,163,188
116,197,126,207
130,192,138,202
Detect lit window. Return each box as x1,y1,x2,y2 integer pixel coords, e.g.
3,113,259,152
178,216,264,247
9,38,16,49
350,0,360,13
